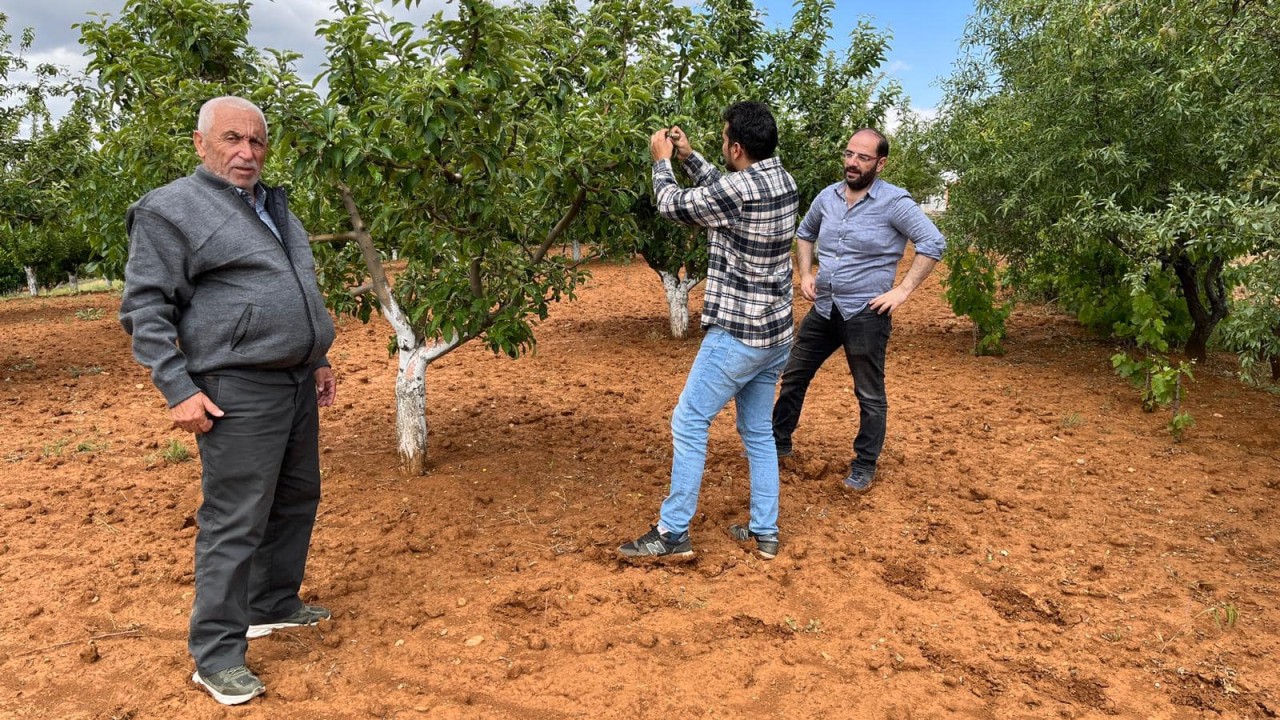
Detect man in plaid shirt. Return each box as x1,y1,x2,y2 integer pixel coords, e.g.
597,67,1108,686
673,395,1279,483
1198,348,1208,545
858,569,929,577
620,101,799,561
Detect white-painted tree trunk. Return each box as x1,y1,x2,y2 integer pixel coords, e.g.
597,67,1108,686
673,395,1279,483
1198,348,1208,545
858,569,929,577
24,266,37,297
572,239,582,262
659,270,698,339
392,334,461,475
67,272,79,294
395,342,430,475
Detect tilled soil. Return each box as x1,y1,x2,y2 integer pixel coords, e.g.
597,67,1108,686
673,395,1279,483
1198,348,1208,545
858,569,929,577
1,256,1277,719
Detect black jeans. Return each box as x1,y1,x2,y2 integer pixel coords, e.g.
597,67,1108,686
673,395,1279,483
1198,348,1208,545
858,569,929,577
772,305,891,471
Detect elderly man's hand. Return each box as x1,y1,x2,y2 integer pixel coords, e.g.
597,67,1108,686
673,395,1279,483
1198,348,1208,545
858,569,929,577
315,366,337,408
170,392,224,434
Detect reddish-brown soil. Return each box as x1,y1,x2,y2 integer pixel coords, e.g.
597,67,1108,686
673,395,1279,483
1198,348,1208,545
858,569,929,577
1,257,1278,719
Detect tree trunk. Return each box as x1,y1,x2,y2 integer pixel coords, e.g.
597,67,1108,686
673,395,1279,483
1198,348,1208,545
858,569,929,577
659,270,696,339
395,343,430,475
1172,254,1227,362
24,266,37,297
572,239,582,263
67,272,79,294
1271,324,1280,381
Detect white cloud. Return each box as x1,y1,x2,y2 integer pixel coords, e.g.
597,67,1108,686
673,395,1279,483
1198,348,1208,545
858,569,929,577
883,105,938,134
22,47,89,74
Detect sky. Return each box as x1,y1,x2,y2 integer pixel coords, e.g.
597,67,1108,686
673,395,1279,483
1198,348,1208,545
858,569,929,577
3,0,975,120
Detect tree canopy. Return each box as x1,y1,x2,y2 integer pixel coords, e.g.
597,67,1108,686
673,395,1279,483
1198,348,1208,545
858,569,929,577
936,0,1280,373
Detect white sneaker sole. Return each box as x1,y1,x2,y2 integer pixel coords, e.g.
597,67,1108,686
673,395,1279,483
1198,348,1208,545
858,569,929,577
247,613,331,639
246,621,309,639
192,671,265,705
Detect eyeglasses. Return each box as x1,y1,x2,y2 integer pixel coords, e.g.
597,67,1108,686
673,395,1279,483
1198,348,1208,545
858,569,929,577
842,150,880,163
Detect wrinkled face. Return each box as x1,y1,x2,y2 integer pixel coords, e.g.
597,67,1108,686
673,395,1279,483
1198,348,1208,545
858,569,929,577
193,105,268,191
843,131,886,192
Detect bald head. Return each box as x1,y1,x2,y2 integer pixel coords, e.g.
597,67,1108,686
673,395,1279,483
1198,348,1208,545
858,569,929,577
851,128,889,158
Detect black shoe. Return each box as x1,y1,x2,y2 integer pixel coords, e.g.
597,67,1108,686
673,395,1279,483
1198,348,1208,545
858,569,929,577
727,524,779,559
618,525,693,558
843,466,875,491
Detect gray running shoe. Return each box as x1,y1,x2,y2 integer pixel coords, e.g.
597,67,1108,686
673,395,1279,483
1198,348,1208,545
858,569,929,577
247,604,331,639
618,525,693,558
192,665,265,705
843,466,875,491
728,524,779,559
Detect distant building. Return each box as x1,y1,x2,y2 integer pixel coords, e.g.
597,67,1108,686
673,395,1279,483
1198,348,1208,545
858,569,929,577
919,170,956,215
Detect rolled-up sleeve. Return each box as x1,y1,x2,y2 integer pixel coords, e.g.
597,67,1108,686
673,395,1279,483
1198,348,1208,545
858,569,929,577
890,196,947,260
796,196,825,242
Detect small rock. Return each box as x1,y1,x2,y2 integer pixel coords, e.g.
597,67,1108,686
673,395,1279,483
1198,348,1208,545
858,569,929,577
464,635,484,647
79,641,99,663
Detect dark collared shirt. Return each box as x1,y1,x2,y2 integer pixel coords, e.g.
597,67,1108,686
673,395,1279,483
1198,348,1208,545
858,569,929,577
652,153,799,348
798,177,946,319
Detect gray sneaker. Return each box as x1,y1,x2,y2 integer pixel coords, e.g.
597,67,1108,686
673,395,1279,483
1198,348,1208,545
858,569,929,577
618,525,693,558
843,466,874,491
728,524,779,559
247,604,331,639
192,665,265,705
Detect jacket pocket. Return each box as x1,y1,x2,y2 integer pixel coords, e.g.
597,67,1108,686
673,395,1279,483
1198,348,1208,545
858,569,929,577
230,304,261,354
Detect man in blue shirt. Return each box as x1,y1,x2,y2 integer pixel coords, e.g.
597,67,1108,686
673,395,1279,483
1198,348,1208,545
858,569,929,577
772,128,946,491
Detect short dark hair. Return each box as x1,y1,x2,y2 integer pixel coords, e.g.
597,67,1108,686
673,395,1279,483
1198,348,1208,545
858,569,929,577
855,127,890,158
722,101,779,161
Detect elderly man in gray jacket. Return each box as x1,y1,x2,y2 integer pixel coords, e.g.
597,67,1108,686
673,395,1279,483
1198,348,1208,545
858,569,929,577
120,96,337,705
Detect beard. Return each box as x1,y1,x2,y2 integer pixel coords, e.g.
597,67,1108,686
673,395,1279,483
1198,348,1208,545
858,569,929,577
844,165,877,191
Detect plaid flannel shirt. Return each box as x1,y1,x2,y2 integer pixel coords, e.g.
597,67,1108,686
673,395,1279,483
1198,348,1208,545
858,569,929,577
652,152,799,348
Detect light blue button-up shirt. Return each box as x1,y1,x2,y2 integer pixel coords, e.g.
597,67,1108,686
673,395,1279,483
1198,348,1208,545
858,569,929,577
235,186,282,242
798,177,946,319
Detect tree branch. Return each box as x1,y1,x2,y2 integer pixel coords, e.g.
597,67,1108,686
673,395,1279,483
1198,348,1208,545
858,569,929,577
309,231,360,244
532,187,588,264
469,257,483,297
335,182,407,340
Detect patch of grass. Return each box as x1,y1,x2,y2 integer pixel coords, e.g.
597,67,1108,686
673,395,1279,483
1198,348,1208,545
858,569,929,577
42,438,71,457
1210,603,1239,630
45,279,121,297
75,307,105,321
68,365,104,378
0,279,121,301
75,440,105,454
784,617,823,634
7,359,35,372
1101,629,1124,642
161,439,192,464
1060,412,1084,429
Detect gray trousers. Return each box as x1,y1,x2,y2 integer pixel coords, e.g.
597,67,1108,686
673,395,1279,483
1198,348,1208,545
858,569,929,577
189,371,321,675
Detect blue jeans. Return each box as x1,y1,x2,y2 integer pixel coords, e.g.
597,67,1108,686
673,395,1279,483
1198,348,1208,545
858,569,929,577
772,305,891,472
659,326,791,536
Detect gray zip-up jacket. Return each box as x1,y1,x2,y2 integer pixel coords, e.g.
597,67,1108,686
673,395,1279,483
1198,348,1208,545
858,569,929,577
120,165,336,407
